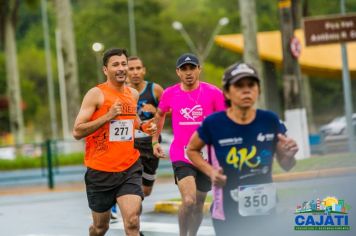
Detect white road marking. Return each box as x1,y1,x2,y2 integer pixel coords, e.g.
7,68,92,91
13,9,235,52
19,235,72,236
110,221,215,235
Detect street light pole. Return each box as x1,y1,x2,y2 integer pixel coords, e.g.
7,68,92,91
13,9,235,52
172,21,199,57
92,42,104,83
202,17,229,61
128,0,137,55
172,17,229,62
339,0,355,153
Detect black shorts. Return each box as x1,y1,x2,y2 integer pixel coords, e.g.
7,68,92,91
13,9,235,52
85,160,144,213
172,161,211,192
134,137,160,187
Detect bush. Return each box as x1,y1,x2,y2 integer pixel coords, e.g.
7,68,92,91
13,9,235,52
0,152,84,171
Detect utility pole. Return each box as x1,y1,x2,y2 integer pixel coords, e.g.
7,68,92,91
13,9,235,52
278,0,303,109
238,0,266,109
279,0,310,159
339,0,355,153
293,0,316,132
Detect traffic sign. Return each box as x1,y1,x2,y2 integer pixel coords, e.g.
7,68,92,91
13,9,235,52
290,36,302,58
303,13,356,46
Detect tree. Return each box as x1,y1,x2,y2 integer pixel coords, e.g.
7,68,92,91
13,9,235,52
54,0,80,130
238,0,266,109
0,0,25,144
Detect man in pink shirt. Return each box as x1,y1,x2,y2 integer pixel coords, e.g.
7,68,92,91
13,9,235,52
153,53,225,236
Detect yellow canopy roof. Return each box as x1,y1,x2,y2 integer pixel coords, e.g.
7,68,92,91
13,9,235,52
215,29,356,78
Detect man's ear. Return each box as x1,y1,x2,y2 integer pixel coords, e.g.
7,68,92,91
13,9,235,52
176,68,180,77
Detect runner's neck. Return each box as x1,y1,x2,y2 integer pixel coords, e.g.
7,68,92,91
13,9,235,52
106,80,125,93
227,107,256,125
181,81,200,91
131,80,147,93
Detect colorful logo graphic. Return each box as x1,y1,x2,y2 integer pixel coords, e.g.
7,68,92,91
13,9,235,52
225,146,260,171
180,105,203,121
294,196,351,231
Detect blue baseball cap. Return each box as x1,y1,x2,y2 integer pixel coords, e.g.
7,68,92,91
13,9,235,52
176,53,200,68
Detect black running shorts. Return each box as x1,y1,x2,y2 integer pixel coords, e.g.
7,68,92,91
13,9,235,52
172,161,211,192
134,137,160,187
85,159,144,213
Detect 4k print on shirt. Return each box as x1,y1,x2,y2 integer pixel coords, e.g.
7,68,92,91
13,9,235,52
226,146,261,171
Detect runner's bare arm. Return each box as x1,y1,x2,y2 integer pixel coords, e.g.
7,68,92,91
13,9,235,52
276,133,298,171
129,87,143,130
187,132,227,187
153,83,164,102
127,87,157,136
73,87,121,140
141,83,164,114
141,103,157,113
152,108,166,158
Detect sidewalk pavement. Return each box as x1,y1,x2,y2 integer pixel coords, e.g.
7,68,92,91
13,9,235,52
153,166,356,214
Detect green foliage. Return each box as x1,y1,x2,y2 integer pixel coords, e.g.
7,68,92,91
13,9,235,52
0,156,43,170
0,152,83,170
306,0,356,16
1,0,356,140
309,77,344,124
257,1,279,31
18,46,47,121
56,152,84,166
74,0,132,91
201,62,225,87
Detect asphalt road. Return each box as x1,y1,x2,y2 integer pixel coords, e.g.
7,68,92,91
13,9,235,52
0,174,355,236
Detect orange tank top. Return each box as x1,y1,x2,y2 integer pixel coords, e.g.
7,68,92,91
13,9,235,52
84,83,140,172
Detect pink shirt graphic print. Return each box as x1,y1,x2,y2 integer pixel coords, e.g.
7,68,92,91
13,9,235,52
158,82,225,163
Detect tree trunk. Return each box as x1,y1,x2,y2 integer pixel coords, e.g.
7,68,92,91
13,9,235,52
4,0,24,144
278,0,303,109
293,0,316,132
54,0,80,130
238,0,266,109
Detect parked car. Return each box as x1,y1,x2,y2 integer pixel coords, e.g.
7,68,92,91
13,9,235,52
319,114,356,137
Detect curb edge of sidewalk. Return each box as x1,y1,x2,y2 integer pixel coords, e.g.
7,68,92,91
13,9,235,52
153,167,356,214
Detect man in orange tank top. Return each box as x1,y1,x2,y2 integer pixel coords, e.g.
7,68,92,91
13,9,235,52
73,48,156,236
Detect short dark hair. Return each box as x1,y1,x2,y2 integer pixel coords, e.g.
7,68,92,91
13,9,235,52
102,48,128,66
128,56,144,67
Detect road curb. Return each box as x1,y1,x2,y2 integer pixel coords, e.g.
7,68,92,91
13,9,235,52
272,166,356,182
153,167,356,214
154,201,211,214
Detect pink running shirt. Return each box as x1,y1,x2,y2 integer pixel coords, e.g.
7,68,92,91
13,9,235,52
158,82,225,163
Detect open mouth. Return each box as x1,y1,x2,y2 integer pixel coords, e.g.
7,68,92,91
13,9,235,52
115,72,126,78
